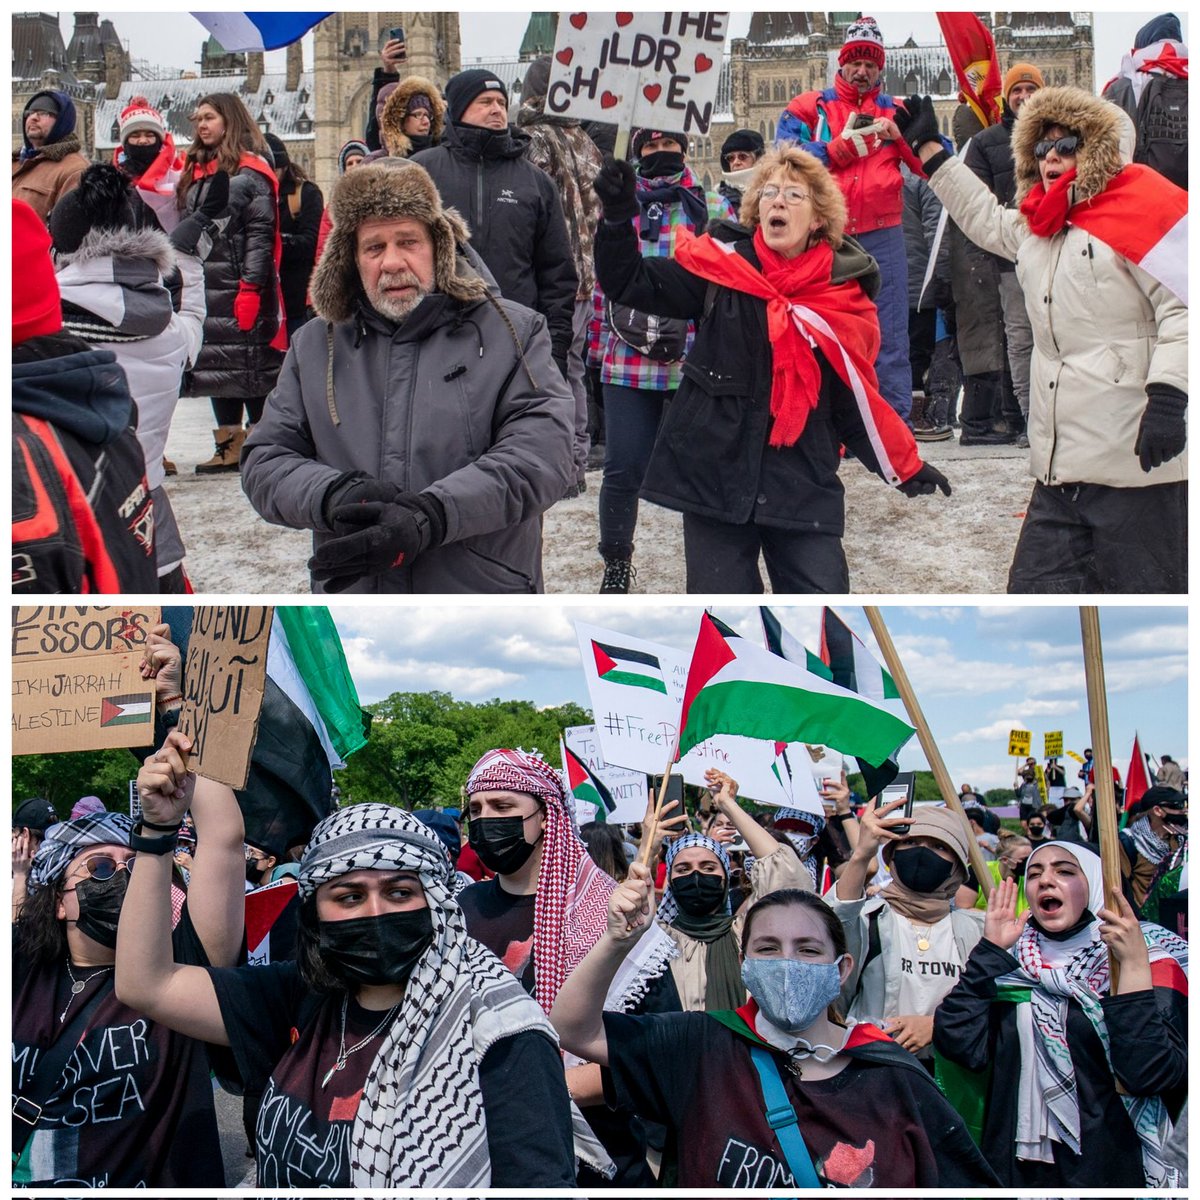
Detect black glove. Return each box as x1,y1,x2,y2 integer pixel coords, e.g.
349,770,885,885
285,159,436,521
894,94,940,157
310,492,447,590
898,461,952,498
169,170,231,256
552,349,571,384
319,472,404,529
1135,382,1187,472
593,155,639,224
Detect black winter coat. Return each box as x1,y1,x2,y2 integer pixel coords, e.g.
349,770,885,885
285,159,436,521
277,178,323,320
594,219,895,535
963,109,1018,275
412,124,577,359
182,165,284,399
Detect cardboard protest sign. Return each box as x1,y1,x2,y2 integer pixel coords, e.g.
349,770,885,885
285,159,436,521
12,606,161,755
177,606,272,789
1008,728,1032,757
564,724,648,824
1044,730,1064,758
547,11,729,135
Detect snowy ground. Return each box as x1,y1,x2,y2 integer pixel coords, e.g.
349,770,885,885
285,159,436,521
167,395,1032,595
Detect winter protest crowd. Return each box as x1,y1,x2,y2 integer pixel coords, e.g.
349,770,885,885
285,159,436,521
10,621,1188,1189
12,14,1189,596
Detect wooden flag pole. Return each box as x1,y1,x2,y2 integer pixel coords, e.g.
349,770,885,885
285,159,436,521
863,607,992,897
1079,606,1121,993
637,729,683,868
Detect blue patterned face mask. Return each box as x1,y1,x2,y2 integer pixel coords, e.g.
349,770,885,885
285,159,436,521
742,956,844,1034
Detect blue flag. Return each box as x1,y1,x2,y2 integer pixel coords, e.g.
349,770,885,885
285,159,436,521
191,12,332,52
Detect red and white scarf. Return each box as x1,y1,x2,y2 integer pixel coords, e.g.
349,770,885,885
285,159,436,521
1019,163,1188,305
673,227,923,483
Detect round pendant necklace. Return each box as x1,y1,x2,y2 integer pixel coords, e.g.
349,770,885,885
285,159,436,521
913,923,933,952
320,994,401,1089
60,959,112,1023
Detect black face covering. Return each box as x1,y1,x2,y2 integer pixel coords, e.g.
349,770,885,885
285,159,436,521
318,908,434,987
670,871,727,917
468,815,540,876
637,151,685,179
121,139,161,177
1027,824,1047,840
246,858,267,885
72,872,129,948
1008,860,1027,880
890,845,955,893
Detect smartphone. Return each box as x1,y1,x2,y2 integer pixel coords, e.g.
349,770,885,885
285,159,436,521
851,113,876,130
881,773,916,834
388,26,407,61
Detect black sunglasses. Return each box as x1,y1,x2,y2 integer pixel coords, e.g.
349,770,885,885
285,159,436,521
1034,135,1081,160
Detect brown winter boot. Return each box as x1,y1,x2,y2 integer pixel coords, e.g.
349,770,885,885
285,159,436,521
195,426,247,474
162,456,178,476
911,390,953,442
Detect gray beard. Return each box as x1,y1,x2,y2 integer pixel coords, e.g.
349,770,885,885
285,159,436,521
368,280,430,323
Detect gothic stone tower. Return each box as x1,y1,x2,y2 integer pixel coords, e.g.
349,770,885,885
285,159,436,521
312,12,461,196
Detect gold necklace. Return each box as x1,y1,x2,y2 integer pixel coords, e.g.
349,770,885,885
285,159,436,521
913,923,933,953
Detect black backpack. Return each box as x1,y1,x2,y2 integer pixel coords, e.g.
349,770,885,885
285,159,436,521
1133,74,1188,190
605,300,690,363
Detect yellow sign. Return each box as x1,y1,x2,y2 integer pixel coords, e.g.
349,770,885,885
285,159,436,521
1034,762,1048,804
1008,729,1032,757
1066,750,1084,763
1044,731,1063,758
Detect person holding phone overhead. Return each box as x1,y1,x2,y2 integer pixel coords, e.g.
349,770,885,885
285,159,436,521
824,798,983,1064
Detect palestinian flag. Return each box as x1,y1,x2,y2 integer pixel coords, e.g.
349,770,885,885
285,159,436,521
1124,732,1151,812
100,693,153,727
678,613,914,767
762,607,832,680
561,742,616,821
591,639,668,694
245,876,299,965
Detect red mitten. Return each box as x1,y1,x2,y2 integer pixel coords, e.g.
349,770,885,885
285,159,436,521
234,282,261,331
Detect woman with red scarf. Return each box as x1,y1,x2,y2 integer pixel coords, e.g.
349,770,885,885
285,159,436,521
897,86,1188,594
592,146,949,593
176,92,286,474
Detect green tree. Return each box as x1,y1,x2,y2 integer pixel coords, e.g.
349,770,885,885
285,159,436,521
12,748,143,817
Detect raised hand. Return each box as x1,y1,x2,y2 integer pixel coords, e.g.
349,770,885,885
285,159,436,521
136,731,196,829
983,876,1029,950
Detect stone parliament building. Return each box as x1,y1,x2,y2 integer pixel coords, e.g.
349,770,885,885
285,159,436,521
15,12,1094,197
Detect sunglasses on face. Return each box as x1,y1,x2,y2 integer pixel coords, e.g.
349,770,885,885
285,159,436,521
76,854,134,882
1034,135,1081,160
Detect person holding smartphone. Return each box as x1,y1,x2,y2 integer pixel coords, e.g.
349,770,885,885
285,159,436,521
363,29,408,154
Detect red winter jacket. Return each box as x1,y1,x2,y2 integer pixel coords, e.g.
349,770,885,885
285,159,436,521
778,75,925,236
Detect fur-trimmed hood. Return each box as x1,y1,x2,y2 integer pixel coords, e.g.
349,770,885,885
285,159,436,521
1012,86,1127,204
310,161,487,324
380,75,446,158
12,131,83,164
52,224,176,275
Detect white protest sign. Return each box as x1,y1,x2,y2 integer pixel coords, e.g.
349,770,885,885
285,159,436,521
547,11,729,135
563,724,648,825
575,621,793,804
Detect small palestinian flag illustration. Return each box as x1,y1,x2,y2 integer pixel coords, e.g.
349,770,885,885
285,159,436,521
591,640,667,694
100,693,153,727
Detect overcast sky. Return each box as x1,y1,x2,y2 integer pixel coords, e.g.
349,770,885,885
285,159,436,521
327,603,1187,794
58,11,1184,93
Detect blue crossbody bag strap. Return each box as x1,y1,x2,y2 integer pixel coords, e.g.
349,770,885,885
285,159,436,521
748,1044,821,1187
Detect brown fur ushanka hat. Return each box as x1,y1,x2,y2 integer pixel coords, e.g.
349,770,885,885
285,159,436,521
1011,85,1125,205
309,161,486,323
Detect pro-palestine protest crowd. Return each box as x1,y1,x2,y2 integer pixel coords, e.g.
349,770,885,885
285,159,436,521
10,613,1188,1189
12,12,1189,595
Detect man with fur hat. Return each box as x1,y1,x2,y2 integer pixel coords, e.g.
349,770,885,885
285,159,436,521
240,162,573,593
777,16,928,424
411,69,578,389
827,797,984,1062
962,64,1045,447
717,128,765,218
517,54,605,497
899,86,1187,592
12,89,90,221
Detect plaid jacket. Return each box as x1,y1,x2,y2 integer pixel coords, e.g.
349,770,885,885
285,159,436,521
589,170,734,391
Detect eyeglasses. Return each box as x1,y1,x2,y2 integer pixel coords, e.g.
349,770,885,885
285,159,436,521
76,854,134,882
760,185,811,205
1034,135,1081,160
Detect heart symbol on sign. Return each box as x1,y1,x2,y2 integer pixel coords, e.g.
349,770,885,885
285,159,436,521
643,83,662,102
600,91,619,109
616,12,634,25
568,12,587,29
555,47,573,66
694,53,714,72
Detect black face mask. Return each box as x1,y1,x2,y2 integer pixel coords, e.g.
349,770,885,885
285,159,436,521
1007,860,1027,880
670,871,727,917
121,139,161,176
637,151,685,179
246,858,267,885
318,908,434,987
468,815,540,876
890,846,954,893
1028,824,1046,840
1162,811,1188,830
72,872,129,949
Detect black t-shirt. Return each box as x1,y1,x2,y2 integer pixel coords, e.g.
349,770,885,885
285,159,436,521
207,958,575,1187
603,1011,998,1188
11,913,223,1188
457,877,536,993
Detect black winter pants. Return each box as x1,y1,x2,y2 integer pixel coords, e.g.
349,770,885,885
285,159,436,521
682,513,849,594
1008,480,1187,594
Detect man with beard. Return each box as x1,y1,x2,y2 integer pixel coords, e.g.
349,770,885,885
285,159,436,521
241,162,573,593
1119,785,1188,921
12,90,89,220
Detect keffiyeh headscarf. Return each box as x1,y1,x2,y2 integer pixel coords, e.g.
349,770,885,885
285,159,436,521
657,833,732,925
27,812,134,894
997,841,1189,1186
773,808,826,885
466,748,615,1015
299,802,558,1186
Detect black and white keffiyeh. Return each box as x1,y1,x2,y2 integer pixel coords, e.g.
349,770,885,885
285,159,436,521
27,812,134,894
298,802,564,1187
